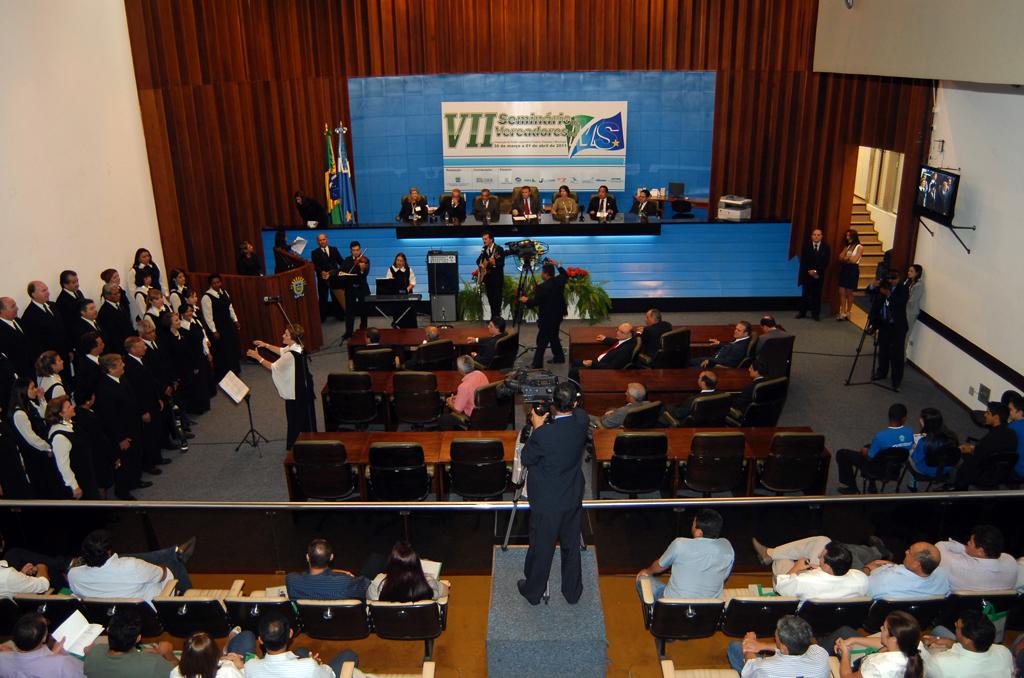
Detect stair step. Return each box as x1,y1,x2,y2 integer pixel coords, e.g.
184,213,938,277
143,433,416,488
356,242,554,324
851,206,871,215
851,217,875,225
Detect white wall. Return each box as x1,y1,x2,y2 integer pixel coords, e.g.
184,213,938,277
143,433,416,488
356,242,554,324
854,146,872,198
0,0,163,307
908,81,1024,406
868,205,896,251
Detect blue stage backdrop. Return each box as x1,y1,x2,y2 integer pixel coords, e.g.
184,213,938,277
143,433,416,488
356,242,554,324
262,222,799,301
348,71,715,224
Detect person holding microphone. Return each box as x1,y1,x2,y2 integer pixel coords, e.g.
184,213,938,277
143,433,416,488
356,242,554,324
247,324,316,449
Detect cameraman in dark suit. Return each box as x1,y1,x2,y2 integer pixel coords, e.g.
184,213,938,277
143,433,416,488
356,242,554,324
518,382,589,605
521,259,568,368
796,228,830,320
310,233,343,322
869,271,909,391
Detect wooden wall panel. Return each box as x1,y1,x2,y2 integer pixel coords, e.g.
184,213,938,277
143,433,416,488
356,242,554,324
125,0,932,294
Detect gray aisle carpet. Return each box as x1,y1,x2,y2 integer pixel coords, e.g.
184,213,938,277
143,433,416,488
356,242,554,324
134,309,979,501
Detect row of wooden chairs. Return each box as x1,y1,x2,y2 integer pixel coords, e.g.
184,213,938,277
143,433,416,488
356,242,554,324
618,377,790,430
350,331,519,372
638,577,1022,659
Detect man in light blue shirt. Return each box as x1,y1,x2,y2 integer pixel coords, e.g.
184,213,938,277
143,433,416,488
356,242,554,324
636,508,734,600
863,541,950,599
837,403,915,494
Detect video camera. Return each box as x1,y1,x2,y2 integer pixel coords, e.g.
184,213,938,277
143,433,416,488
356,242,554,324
497,368,561,407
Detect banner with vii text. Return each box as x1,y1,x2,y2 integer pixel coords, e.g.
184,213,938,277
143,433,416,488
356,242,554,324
441,101,627,193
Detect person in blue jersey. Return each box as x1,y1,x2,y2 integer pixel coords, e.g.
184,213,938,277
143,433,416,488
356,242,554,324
836,403,914,494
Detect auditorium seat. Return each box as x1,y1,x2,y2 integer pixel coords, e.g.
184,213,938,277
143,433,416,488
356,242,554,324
487,330,519,371
641,328,691,369
324,372,380,431
720,593,799,638
898,442,960,492
79,579,176,637
392,372,444,430
852,446,909,494
667,392,734,427
680,432,746,497
449,382,513,430
604,432,670,498
14,593,80,630
620,400,664,429
755,432,826,495
659,661,739,678
726,377,789,427
369,443,431,502
943,590,1020,641
447,439,509,500
737,333,759,368
970,450,1020,489
407,340,457,371
339,660,436,678
225,595,299,635
0,598,18,637
152,579,243,638
796,597,872,636
290,440,358,501
755,333,796,378
294,599,371,641
368,589,451,661
638,578,723,659
352,347,400,371
549,189,579,206
863,595,947,634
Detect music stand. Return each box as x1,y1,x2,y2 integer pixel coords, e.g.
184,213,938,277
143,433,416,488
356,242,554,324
219,372,269,455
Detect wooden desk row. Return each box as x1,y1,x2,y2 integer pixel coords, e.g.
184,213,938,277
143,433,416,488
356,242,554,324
579,367,751,414
287,426,828,501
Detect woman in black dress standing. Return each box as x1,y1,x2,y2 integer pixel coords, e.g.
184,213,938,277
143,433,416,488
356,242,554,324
179,303,213,415
246,324,316,449
836,228,863,321
7,379,57,498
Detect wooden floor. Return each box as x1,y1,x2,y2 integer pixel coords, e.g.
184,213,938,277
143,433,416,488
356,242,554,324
178,571,773,677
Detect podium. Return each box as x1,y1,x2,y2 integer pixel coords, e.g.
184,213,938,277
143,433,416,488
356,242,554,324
187,264,323,353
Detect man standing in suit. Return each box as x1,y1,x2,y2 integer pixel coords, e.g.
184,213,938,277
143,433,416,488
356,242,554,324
311,233,343,322
697,321,752,369
870,273,909,391
124,337,169,475
797,229,830,320
95,353,148,499
522,260,568,368
510,186,539,218
468,317,507,368
472,188,500,222
476,231,506,319
518,382,589,605
340,241,370,340
587,185,618,221
569,323,637,383
0,297,34,380
638,308,672,359
54,270,85,338
99,284,135,354
72,299,104,353
630,189,658,217
438,188,467,223
20,281,70,366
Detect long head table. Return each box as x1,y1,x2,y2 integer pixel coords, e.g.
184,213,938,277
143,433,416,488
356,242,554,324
287,426,827,500
579,367,751,414
568,324,772,363
347,326,490,358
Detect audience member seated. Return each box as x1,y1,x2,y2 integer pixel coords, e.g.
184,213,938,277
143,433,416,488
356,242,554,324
403,325,444,369
0,533,51,598
637,307,672,359
936,524,1018,591
285,538,371,601
587,185,618,220
726,615,831,678
663,370,717,424
83,608,179,675
862,542,950,599
635,509,733,600
367,540,448,602
568,323,636,382
729,359,767,418
398,187,428,223
952,401,1018,489
437,356,490,430
437,188,467,222
245,612,359,678
467,317,507,368
906,407,959,490
831,611,924,678
68,529,196,600
1008,392,1024,478
836,403,915,494
923,609,1014,677
172,630,248,678
0,613,85,677
593,382,648,429
754,314,790,352
752,537,869,600
695,320,753,369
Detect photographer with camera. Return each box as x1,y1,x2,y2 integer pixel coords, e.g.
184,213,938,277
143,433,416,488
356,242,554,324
868,271,909,391
517,382,589,606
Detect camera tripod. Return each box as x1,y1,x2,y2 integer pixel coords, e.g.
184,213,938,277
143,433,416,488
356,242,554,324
844,325,896,392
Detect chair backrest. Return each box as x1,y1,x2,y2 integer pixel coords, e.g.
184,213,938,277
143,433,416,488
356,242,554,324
742,377,789,426
294,599,370,640
863,596,948,634
369,443,430,501
514,186,540,203
864,447,911,483
756,334,796,378
449,438,508,499
14,594,80,629
685,432,746,495
368,599,447,641
680,392,734,427
797,597,872,635
0,598,19,637
923,441,961,471
291,440,356,500
608,433,669,496
468,382,513,430
153,596,232,638
759,433,825,494
328,371,373,391
325,372,378,429
651,329,690,368
393,372,442,425
412,341,456,371
550,190,579,204
721,597,800,637
649,599,724,640
224,597,298,634
974,450,1020,488
79,598,163,637
489,331,519,370
353,348,398,371
621,401,664,429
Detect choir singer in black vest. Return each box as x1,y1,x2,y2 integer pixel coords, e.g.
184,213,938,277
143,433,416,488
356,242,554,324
247,324,316,449
201,274,242,380
517,382,589,606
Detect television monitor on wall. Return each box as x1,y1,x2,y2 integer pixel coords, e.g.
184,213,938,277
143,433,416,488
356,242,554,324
914,165,960,225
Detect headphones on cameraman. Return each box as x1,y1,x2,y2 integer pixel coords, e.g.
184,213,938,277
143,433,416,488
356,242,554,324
552,381,583,412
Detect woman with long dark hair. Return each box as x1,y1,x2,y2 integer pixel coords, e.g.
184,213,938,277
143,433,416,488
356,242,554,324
132,247,162,291
237,240,263,276
7,379,55,498
836,228,862,321
367,541,448,602
907,407,959,490
835,610,923,677
172,631,245,678
133,269,154,324
904,264,924,331
180,301,213,413
168,268,191,314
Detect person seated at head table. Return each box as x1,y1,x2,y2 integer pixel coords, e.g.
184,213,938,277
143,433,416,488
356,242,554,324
473,188,501,221
551,184,579,222
587,184,618,220
510,186,539,218
438,188,467,223
398,187,429,222
629,188,658,217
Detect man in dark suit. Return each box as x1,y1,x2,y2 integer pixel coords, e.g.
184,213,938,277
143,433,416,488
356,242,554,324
99,284,136,353
0,297,34,380
310,233,344,322
797,228,830,320
629,189,659,217
696,321,752,369
94,353,148,499
522,260,568,368
869,273,909,390
72,299,104,353
753,315,793,378
510,186,539,218
398,187,428,223
730,360,767,419
54,270,84,338
638,308,672,359
340,241,370,340
476,231,506,319
666,370,718,423
124,337,168,474
76,332,105,398
472,188,500,222
517,382,588,605
569,323,637,383
953,401,1019,490
438,188,467,223
468,317,507,368
587,185,619,221
20,281,70,365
